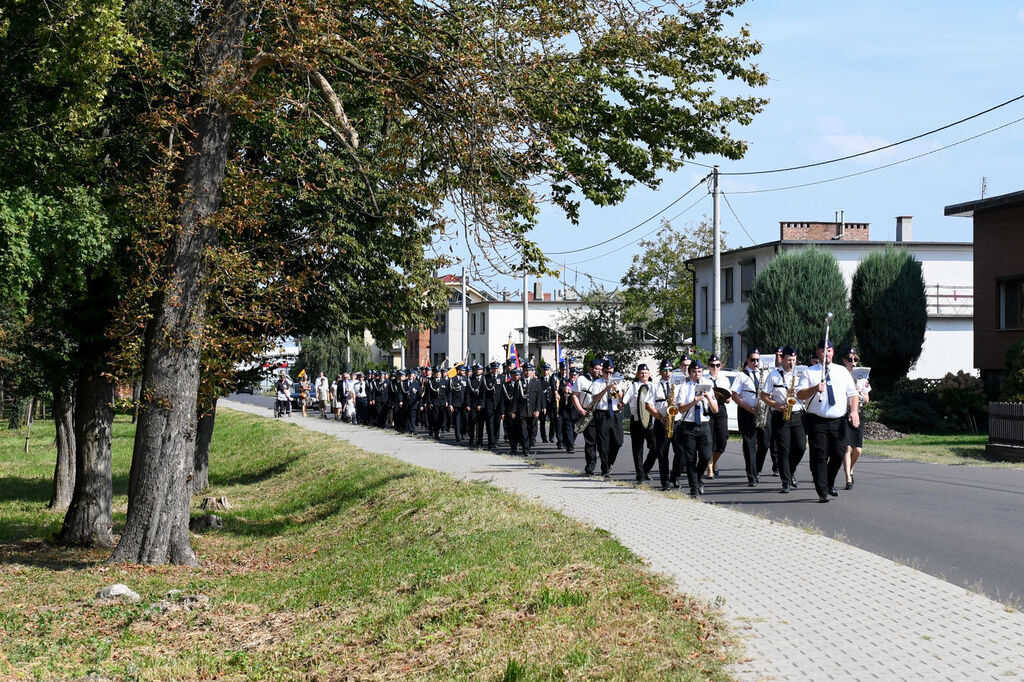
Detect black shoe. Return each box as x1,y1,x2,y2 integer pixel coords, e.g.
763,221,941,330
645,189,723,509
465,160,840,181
671,480,681,489
844,481,853,490
698,485,705,495
642,473,651,481
781,485,790,493
818,496,830,503
790,480,799,489
771,468,779,476
828,487,839,497
747,481,756,487
602,473,611,480
659,484,670,491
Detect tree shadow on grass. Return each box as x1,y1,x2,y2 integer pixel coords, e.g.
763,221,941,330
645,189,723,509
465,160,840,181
949,446,1020,464
209,452,305,488
0,474,130,505
219,471,414,538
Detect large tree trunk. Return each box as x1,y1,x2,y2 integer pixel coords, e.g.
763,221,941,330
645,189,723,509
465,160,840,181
110,0,244,566
192,398,216,493
57,371,114,547
131,379,141,424
49,383,76,511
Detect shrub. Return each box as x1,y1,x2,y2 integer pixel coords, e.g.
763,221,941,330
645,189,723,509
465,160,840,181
1001,340,1024,402
934,371,986,433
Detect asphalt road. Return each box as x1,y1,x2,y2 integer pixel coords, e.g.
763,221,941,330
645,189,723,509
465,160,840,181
227,393,1024,605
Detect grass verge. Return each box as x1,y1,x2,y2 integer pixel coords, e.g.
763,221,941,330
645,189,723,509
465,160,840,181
864,434,1022,468
0,410,735,680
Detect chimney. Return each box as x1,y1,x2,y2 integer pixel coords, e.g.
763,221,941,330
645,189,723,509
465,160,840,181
896,216,912,242
533,282,542,301
543,293,551,301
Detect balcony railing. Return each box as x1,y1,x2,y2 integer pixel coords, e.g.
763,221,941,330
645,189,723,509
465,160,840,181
926,285,973,317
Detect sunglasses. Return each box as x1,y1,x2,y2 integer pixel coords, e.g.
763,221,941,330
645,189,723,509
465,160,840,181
846,357,859,363
710,363,721,367
748,357,759,363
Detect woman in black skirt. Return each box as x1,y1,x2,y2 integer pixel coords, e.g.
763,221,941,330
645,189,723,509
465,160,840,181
842,348,870,489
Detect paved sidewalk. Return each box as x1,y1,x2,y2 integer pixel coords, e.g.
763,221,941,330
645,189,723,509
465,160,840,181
223,401,1024,680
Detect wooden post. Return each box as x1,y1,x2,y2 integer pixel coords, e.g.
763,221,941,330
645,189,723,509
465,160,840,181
24,397,34,453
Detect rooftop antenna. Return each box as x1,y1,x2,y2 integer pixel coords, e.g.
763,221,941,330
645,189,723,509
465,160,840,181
981,176,988,199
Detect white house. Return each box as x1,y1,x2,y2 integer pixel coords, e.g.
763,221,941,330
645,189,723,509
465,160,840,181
688,217,973,378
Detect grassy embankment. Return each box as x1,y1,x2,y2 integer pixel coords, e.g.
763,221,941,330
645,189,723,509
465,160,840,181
865,434,1023,468
0,410,735,680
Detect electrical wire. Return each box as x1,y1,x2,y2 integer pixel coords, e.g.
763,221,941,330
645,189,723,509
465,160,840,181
544,174,710,255
719,192,758,247
721,92,1024,176
724,115,1024,195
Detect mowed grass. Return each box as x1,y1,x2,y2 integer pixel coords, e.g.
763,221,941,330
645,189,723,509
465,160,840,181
865,433,1023,468
0,410,736,680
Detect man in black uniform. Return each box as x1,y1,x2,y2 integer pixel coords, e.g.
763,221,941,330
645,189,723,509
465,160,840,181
540,363,557,443
482,361,503,449
424,366,448,439
377,370,392,428
406,368,422,434
466,363,485,446
552,362,569,448
448,364,467,442
521,363,544,456
558,367,580,453
502,367,526,454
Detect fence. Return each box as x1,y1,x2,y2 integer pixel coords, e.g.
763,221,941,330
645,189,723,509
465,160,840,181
988,402,1024,447
926,285,973,317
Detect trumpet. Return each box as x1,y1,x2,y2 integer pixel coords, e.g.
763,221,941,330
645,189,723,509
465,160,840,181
666,404,679,440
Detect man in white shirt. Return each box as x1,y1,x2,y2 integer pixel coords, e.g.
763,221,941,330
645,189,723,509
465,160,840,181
674,360,718,498
731,348,765,487
589,358,624,479
620,364,656,484
796,339,859,503
760,345,806,493
574,359,602,476
643,360,675,490
314,371,331,419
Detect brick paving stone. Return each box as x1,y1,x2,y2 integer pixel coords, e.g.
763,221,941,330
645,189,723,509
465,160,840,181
224,401,1024,680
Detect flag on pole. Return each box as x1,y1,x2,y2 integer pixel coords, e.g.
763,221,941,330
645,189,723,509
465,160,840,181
507,333,514,367
510,343,520,369
555,334,563,364
297,369,307,379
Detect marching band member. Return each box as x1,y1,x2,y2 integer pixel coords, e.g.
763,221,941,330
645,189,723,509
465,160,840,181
796,339,859,503
704,354,730,480
731,348,765,487
842,348,870,489
589,358,624,479
643,360,677,491
620,364,656,484
574,359,602,476
760,345,806,493
674,359,718,498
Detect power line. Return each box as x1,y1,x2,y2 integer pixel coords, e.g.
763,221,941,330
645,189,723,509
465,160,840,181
544,174,710,255
724,115,1024,195
721,92,1024,176
720,192,757,247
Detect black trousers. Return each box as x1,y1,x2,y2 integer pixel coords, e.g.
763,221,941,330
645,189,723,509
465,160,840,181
521,415,537,454
356,397,369,424
737,409,766,483
593,411,623,475
805,413,847,495
559,410,578,452
485,408,502,447
757,420,773,472
582,416,599,474
770,410,806,487
645,420,670,487
546,403,558,443
630,419,657,482
506,413,523,451
680,421,712,494
451,406,465,440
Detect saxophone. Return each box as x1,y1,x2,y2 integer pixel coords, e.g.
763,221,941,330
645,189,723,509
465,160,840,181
783,369,798,421
666,405,679,440
754,363,770,429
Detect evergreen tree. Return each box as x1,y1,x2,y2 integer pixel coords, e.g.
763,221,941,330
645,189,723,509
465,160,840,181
851,246,927,392
746,248,851,360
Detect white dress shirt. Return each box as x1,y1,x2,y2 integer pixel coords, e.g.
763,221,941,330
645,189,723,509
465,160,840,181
731,369,761,409
803,363,857,419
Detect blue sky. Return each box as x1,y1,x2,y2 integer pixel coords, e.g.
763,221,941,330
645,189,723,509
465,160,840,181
451,1,1024,297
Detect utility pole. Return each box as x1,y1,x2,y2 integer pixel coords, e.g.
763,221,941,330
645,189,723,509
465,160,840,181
522,272,529,363
461,266,468,363
346,329,351,372
712,165,721,356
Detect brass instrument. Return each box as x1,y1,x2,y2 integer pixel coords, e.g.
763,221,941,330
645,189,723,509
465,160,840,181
666,404,679,440
783,370,798,421
574,372,623,435
712,386,732,404
754,361,771,429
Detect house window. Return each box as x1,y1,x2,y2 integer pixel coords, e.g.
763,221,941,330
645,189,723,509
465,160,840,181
700,286,708,334
471,314,477,335
722,267,734,303
1000,277,1024,329
479,313,486,333
722,336,734,369
435,313,446,334
740,260,756,302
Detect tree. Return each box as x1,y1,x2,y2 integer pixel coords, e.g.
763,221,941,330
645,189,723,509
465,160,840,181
12,0,766,565
558,289,641,368
850,246,927,392
621,218,725,359
745,248,851,360
1000,340,1024,402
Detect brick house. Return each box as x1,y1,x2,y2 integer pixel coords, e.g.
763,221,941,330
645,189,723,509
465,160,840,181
945,189,1024,395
